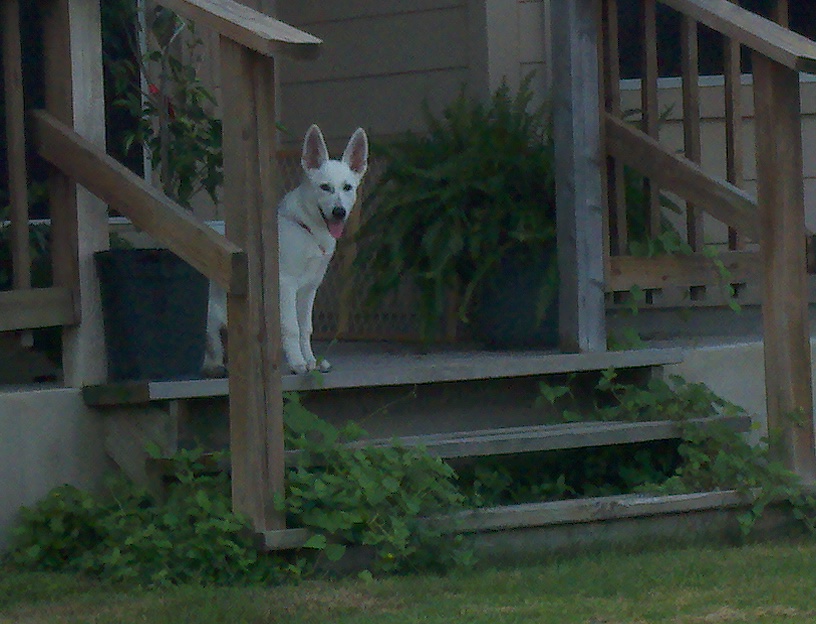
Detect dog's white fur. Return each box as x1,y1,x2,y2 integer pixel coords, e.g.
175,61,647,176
203,124,368,375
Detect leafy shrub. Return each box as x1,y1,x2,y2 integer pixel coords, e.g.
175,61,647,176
7,398,472,585
8,449,278,586
279,393,472,574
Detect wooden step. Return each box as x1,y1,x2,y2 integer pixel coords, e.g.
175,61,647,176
258,488,754,552
148,415,751,480
83,346,684,406
355,414,751,459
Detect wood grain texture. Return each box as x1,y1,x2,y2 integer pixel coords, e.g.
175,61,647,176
605,114,759,241
723,9,745,250
32,111,247,295
0,287,76,331
551,0,607,353
607,251,759,292
660,0,816,73
681,15,704,251
82,346,685,406
157,0,321,59
752,52,816,481
220,37,285,531
40,0,109,387
2,0,31,290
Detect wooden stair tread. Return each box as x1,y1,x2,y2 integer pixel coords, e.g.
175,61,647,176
83,346,683,406
258,489,750,551
356,414,751,458
148,415,750,478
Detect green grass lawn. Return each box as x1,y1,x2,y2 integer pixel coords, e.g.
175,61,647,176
3,538,816,623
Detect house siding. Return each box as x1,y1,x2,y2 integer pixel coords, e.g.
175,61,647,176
276,0,553,149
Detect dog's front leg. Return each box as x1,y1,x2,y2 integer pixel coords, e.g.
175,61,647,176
297,282,331,373
279,275,309,374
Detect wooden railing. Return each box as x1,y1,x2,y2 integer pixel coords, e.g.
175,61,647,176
0,0,76,333
1,0,320,536
602,0,816,478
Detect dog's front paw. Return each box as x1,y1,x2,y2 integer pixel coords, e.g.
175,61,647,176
289,362,309,375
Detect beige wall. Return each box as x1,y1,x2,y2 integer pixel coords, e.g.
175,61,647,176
0,388,109,550
276,0,553,150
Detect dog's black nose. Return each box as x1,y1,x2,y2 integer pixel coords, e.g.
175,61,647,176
332,206,346,220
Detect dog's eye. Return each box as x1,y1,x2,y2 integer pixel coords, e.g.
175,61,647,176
343,183,352,192
319,183,332,192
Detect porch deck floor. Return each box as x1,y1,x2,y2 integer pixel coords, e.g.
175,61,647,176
82,342,684,406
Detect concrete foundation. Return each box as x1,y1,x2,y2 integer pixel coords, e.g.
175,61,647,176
0,387,110,550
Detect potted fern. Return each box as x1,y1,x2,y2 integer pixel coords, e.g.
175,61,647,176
355,75,559,347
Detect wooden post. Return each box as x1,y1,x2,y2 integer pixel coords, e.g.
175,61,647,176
752,51,816,482
40,0,110,386
551,0,606,353
220,36,286,531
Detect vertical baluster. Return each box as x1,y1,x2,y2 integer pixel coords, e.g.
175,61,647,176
724,31,744,249
1,0,31,295
772,0,789,28
641,0,661,239
602,0,628,256
681,15,703,251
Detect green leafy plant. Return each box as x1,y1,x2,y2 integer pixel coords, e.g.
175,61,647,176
278,393,473,574
103,3,222,208
8,397,473,585
8,449,279,586
354,74,558,341
536,370,816,535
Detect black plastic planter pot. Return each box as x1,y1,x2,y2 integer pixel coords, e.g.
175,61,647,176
95,249,208,381
472,247,559,350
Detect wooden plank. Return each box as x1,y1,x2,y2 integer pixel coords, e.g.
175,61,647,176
641,0,661,239
450,490,749,533
2,0,31,290
659,0,816,73
551,0,607,353
0,287,76,331
261,490,750,549
752,52,816,481
601,0,628,256
220,37,285,531
772,0,789,28
82,347,685,406
681,15,703,251
40,0,109,387
156,0,321,59
607,251,759,292
605,114,759,241
356,415,751,460
32,111,248,296
723,15,745,250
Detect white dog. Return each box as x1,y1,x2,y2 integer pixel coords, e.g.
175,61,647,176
203,124,368,375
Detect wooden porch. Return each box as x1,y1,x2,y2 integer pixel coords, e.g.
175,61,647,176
3,0,816,545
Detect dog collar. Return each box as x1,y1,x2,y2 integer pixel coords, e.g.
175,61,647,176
286,216,328,255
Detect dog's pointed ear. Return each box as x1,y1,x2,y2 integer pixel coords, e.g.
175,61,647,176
342,128,368,178
301,124,329,171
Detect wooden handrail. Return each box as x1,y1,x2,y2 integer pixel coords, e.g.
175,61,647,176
32,110,248,296
156,0,321,59
604,114,760,241
660,0,816,73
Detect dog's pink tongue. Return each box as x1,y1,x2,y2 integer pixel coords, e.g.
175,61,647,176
328,221,345,239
